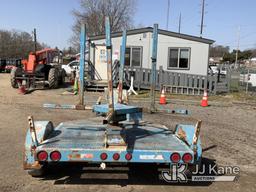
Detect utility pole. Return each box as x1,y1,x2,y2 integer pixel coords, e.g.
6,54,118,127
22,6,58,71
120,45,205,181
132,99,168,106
200,0,205,37
235,25,240,68
166,0,170,30
33,28,37,53
178,12,181,33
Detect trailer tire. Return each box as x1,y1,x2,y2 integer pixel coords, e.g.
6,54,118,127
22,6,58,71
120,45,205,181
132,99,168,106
48,68,58,89
27,166,46,177
10,67,22,88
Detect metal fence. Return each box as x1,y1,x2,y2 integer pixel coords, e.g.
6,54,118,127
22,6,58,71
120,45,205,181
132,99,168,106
107,62,255,95
239,68,256,93
117,66,223,95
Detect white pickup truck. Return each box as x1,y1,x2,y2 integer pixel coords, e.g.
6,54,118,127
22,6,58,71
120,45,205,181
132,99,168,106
61,60,79,76
240,73,256,87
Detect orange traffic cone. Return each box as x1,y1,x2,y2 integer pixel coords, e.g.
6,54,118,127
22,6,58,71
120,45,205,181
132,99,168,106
201,90,208,107
159,88,167,105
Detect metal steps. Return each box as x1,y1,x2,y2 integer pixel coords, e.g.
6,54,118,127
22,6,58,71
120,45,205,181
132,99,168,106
85,80,108,92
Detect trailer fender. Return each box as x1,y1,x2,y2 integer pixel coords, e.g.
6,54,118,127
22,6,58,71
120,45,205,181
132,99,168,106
174,124,202,162
23,121,54,170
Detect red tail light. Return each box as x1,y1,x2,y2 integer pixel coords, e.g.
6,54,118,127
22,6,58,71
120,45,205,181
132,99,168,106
125,153,132,161
100,153,108,160
113,153,120,160
37,151,48,161
170,153,181,163
182,153,193,163
50,151,61,162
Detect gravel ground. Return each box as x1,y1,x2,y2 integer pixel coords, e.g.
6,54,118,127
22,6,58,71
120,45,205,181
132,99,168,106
0,73,255,192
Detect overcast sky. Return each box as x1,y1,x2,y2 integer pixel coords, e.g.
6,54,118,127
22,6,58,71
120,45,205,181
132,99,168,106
1,0,255,50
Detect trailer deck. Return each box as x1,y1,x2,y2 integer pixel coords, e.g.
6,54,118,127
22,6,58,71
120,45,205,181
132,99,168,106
35,121,195,164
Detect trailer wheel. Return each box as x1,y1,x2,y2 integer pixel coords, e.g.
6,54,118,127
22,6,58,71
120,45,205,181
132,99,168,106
10,67,22,88
48,68,58,89
27,166,46,177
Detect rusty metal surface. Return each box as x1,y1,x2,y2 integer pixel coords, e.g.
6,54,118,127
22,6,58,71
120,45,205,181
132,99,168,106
193,120,202,146
23,159,42,170
105,17,114,123
75,104,86,110
118,30,127,103
28,116,39,147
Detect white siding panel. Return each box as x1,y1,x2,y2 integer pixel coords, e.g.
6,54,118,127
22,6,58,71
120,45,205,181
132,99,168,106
91,32,151,68
91,32,210,76
156,34,209,75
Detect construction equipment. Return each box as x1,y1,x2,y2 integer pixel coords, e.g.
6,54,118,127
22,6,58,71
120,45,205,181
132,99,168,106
6,58,22,73
0,58,22,73
10,48,65,89
0,59,6,72
23,18,202,180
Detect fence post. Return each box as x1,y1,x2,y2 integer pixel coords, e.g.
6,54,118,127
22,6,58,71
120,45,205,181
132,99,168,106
204,74,208,93
213,73,218,95
159,66,164,89
227,68,232,92
136,68,142,91
246,69,250,94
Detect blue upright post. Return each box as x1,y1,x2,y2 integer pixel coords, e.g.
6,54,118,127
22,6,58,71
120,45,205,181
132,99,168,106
79,23,86,106
150,24,158,112
105,17,114,122
118,30,127,103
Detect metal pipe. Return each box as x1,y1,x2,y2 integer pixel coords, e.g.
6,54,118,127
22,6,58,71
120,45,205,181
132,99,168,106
105,17,114,122
150,24,159,112
118,30,127,103
43,103,76,109
79,23,86,106
43,103,92,110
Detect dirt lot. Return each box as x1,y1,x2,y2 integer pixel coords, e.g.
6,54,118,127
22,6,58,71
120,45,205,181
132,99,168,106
0,73,255,192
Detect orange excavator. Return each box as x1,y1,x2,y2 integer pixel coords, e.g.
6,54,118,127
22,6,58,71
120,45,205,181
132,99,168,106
10,48,65,89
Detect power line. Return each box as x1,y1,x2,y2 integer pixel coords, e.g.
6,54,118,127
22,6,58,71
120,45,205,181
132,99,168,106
216,29,256,47
181,2,200,25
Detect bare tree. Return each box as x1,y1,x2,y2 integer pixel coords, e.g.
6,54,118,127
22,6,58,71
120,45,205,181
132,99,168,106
209,45,230,58
0,29,47,59
71,0,136,49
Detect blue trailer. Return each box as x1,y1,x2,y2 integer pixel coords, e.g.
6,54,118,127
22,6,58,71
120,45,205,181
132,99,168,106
23,114,202,177
23,17,202,178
